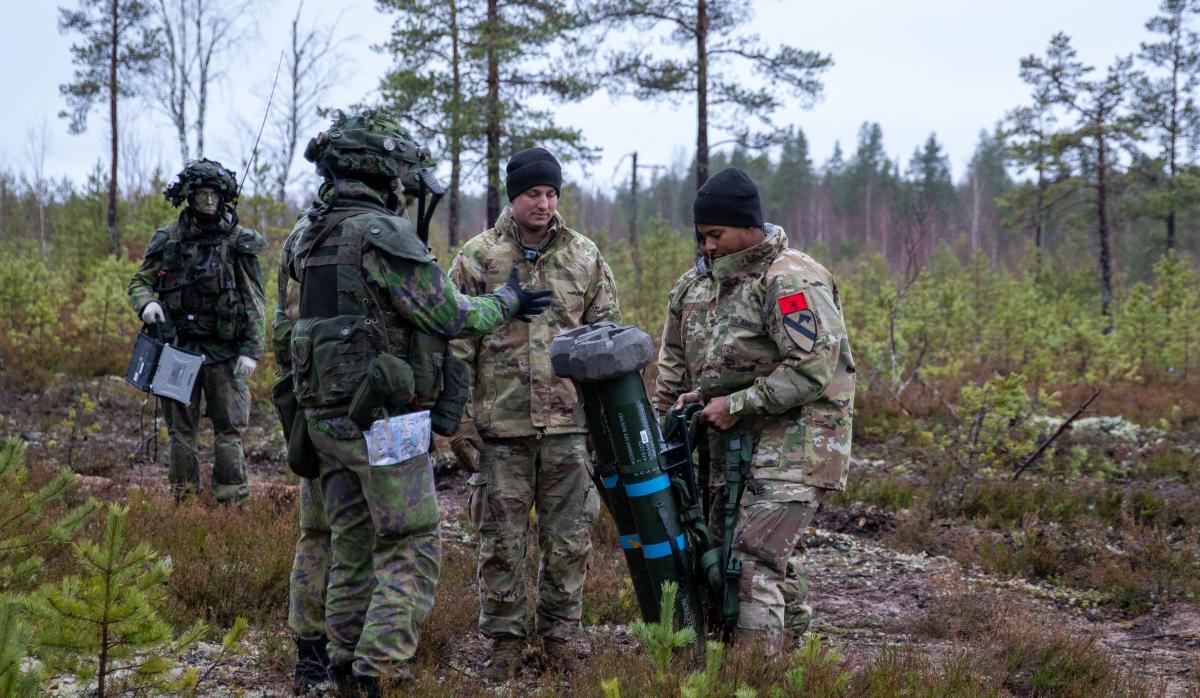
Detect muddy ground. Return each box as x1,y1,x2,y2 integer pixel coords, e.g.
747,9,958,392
4,374,1198,696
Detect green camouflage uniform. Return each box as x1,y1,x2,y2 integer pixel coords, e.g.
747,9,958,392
272,237,332,644
128,211,266,503
449,207,619,643
696,225,855,655
285,183,523,679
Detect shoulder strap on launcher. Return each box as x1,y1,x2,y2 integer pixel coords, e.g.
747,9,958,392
720,424,753,640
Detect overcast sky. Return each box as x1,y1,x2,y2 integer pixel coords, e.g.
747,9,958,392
0,0,1160,200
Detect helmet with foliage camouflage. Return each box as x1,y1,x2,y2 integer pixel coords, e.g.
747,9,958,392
164,158,239,208
304,108,429,181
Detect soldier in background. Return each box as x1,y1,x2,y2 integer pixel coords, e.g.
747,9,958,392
284,110,552,695
128,159,265,504
448,147,620,679
673,167,856,656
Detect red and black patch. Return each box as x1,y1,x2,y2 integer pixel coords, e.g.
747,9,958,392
777,291,817,352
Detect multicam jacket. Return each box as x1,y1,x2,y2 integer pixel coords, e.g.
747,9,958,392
653,260,714,414
698,225,855,492
449,207,621,438
128,211,266,363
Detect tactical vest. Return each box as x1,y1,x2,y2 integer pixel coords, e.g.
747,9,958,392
289,207,448,420
154,220,249,341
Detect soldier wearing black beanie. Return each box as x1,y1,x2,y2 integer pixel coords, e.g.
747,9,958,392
692,167,764,229
505,147,562,201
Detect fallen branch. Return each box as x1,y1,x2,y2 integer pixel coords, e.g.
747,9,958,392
1012,389,1102,482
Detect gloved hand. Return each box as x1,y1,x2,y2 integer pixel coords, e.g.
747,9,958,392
234,356,258,378
449,420,485,472
504,267,554,321
141,301,165,325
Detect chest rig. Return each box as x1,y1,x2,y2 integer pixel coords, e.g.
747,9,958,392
154,220,245,341
288,208,445,418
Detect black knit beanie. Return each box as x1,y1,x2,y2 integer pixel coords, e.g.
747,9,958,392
692,167,763,228
505,147,562,201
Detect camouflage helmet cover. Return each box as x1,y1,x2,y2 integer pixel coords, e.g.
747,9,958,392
164,158,239,207
304,108,429,181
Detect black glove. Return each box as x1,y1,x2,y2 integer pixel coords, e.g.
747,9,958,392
504,267,554,321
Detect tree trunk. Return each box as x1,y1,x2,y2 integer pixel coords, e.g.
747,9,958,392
694,0,708,190
448,0,461,246
484,0,501,226
970,167,981,253
194,5,207,157
1167,19,1181,253
1096,127,1113,322
107,0,120,256
864,175,872,248
630,150,638,246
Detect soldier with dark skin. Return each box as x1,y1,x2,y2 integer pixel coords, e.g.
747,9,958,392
448,147,620,679
673,168,856,655
283,110,553,696
128,159,265,504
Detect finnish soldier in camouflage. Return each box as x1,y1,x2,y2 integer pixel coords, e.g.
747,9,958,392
448,147,620,679
674,168,855,656
272,229,333,695
128,159,265,504
284,110,552,697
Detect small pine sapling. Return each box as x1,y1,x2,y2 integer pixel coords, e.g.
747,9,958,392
681,640,725,698
783,634,850,696
600,676,622,698
24,504,207,697
0,595,39,697
630,580,697,684
0,437,99,593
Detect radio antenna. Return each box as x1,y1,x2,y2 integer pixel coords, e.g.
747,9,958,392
239,50,285,197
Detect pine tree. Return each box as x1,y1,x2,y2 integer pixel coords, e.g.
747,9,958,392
24,504,207,698
378,0,599,230
595,0,831,189
1022,33,1140,320
1136,0,1200,252
0,596,39,697
0,437,99,698
58,0,161,255
0,438,98,594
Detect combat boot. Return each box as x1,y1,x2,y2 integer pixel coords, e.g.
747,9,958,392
481,636,524,681
542,638,578,674
292,636,330,695
329,662,355,696
354,675,380,698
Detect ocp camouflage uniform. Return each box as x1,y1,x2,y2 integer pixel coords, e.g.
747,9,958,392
652,259,713,415
697,224,855,655
128,210,266,503
654,256,814,640
285,181,525,680
272,234,332,646
449,208,619,643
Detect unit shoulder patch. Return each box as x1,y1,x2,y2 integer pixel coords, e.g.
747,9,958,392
777,291,817,352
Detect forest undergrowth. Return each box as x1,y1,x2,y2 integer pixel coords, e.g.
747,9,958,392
2,226,1199,695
